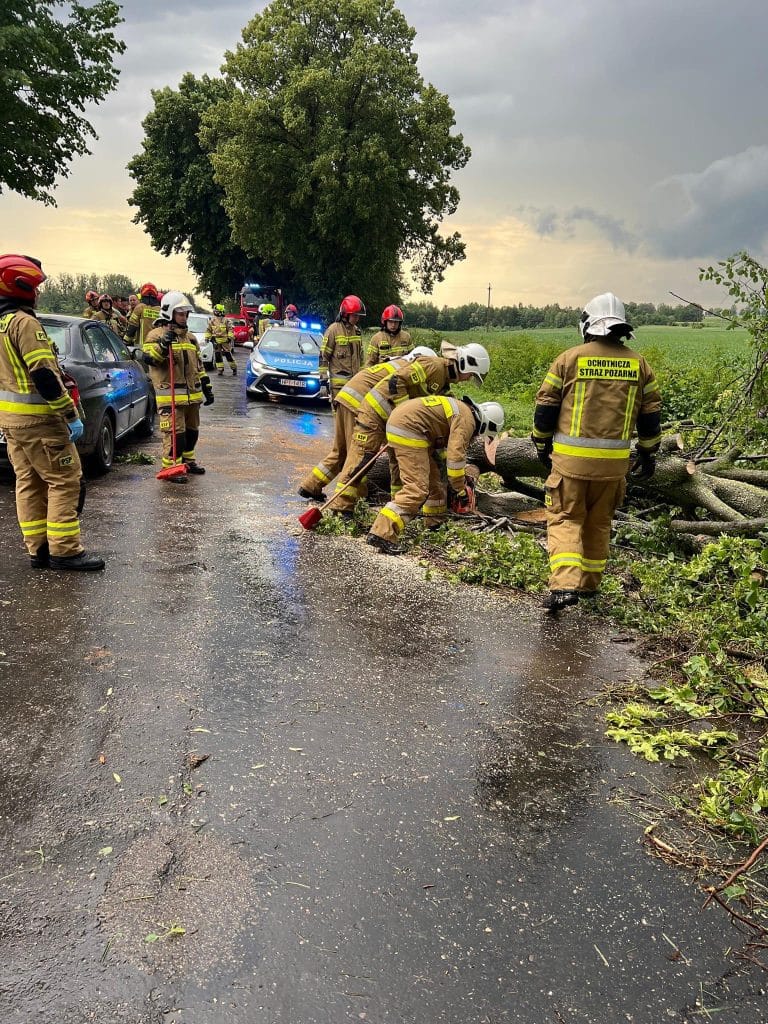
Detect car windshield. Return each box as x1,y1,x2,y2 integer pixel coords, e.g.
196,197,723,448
259,329,321,355
186,314,210,336
40,322,72,356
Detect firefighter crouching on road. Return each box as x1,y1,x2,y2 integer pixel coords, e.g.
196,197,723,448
206,304,237,376
143,290,214,477
125,282,162,347
367,396,505,555
328,343,491,515
0,255,104,570
533,292,662,612
300,350,430,508
320,295,365,401
364,305,413,366
91,293,127,338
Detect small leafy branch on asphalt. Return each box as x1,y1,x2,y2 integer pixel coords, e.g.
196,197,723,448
144,922,186,943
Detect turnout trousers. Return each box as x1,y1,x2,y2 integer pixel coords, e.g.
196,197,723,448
215,342,236,374
159,403,201,469
544,472,626,592
327,410,391,512
4,421,84,558
368,443,447,543
298,404,357,498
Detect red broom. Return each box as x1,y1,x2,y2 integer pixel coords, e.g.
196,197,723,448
298,445,386,530
156,336,188,481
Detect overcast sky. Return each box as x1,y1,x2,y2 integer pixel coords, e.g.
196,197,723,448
4,0,767,309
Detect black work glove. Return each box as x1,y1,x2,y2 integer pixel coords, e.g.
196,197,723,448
532,435,553,471
159,327,175,353
631,451,656,479
202,382,215,406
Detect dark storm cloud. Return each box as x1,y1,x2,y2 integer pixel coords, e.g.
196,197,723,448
520,205,638,251
645,146,768,260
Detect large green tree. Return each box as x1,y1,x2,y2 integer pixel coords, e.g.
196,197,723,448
203,0,470,315
0,1,125,205
127,73,293,302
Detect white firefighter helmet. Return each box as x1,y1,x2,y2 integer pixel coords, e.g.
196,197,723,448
404,345,436,361
454,342,490,382
160,290,194,321
579,292,633,339
463,397,505,438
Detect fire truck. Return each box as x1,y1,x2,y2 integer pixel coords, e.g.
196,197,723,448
237,283,284,331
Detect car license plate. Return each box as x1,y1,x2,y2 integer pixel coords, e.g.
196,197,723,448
279,378,306,388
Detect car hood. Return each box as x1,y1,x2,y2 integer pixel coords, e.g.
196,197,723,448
258,348,318,373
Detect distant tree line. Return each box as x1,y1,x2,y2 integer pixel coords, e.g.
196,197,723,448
37,274,201,315
405,300,709,332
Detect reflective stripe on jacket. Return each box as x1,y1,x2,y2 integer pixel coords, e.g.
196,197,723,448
385,395,476,493
320,322,362,385
534,340,662,480
335,358,410,414
364,329,413,367
143,325,206,407
0,310,77,427
364,355,453,422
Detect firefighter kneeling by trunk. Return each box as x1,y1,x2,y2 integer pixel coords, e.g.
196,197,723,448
143,291,214,480
532,292,662,612
366,395,505,555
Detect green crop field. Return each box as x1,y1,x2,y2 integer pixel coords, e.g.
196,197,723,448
399,323,751,433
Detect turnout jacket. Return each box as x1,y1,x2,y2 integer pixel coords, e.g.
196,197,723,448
335,357,411,415
91,309,127,337
364,329,413,367
206,315,234,346
319,322,362,389
125,300,161,346
143,323,208,407
363,355,455,423
0,307,78,428
386,395,476,494
534,338,662,480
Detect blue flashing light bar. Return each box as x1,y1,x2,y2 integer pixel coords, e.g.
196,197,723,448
310,322,322,330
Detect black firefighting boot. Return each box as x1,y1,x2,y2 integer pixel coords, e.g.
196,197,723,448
366,533,404,556
298,486,325,501
541,589,580,613
184,461,206,474
49,551,106,571
182,429,204,473
30,542,50,569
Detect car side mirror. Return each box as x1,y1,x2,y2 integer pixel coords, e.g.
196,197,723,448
243,341,254,350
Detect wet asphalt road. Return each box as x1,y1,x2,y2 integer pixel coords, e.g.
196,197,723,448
0,348,765,1023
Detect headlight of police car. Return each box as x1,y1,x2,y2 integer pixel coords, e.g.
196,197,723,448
250,349,266,369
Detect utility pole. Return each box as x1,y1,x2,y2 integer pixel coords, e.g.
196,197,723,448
486,283,492,328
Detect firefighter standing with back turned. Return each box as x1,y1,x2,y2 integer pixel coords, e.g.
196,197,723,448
124,282,162,347
143,291,214,478
0,254,104,570
532,292,662,612
206,304,237,376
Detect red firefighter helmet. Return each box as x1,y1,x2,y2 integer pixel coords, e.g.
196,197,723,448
0,254,47,302
85,289,98,302
339,295,366,319
381,304,403,325
140,282,159,300
285,303,299,317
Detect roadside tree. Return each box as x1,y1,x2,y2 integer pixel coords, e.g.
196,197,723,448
0,0,125,205
203,0,470,316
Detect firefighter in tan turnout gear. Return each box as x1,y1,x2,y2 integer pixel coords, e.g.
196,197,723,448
206,304,237,376
124,282,162,347
0,255,104,570
327,343,490,514
366,396,505,554
319,294,365,401
533,292,662,612
143,290,214,477
364,305,413,367
91,293,127,338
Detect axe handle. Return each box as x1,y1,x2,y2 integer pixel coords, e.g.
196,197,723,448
315,445,387,514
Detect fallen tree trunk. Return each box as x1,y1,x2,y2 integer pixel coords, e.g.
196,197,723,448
365,435,768,536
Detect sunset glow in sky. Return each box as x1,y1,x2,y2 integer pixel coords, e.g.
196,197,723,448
4,0,768,309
